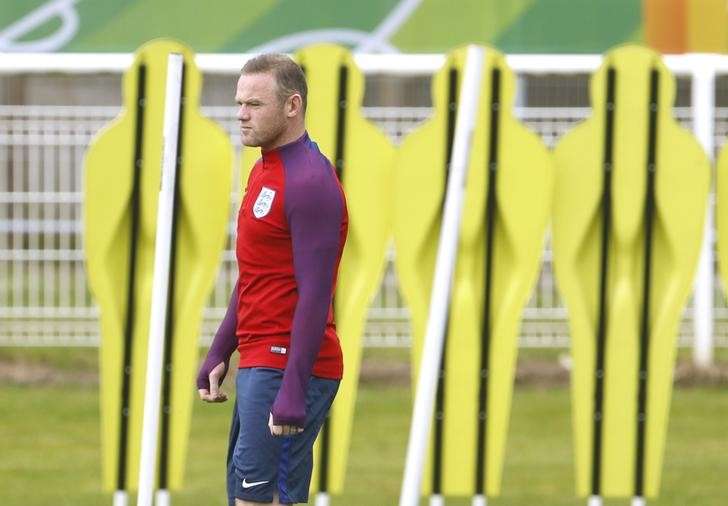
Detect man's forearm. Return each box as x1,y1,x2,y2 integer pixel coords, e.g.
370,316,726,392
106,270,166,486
270,246,337,427
196,281,239,389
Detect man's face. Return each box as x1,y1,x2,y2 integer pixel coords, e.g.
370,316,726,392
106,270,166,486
235,72,286,148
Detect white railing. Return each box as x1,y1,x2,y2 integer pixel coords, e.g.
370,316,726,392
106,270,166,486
1,53,728,354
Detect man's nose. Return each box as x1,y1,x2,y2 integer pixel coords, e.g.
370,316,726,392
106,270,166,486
237,106,249,121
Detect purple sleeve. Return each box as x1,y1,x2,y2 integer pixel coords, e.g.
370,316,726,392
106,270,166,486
270,176,343,427
196,281,239,390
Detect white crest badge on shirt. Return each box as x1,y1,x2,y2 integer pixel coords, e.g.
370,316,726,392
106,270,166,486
253,186,276,218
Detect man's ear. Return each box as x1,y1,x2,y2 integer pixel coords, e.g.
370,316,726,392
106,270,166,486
287,93,303,118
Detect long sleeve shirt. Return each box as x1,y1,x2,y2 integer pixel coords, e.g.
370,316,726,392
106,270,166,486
201,131,348,427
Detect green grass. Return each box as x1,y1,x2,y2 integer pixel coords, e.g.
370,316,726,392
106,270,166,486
0,346,99,372
1,348,727,505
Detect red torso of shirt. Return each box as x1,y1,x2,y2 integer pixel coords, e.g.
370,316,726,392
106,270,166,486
234,141,346,379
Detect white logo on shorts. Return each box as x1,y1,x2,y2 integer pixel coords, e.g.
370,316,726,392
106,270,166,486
242,478,269,489
253,187,276,218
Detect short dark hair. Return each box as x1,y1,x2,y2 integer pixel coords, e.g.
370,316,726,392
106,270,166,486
241,53,307,112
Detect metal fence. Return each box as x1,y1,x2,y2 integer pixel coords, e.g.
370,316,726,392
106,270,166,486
2,75,728,348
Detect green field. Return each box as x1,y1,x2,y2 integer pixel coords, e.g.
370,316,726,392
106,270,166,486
1,347,727,505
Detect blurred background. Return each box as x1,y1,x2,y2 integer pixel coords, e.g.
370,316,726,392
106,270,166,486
1,1,727,505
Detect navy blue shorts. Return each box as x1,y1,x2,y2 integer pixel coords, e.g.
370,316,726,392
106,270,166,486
226,367,339,505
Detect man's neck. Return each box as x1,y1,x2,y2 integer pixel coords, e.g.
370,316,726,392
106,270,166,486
262,125,306,152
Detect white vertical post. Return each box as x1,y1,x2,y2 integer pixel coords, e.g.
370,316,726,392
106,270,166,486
691,54,716,369
136,53,184,506
631,496,646,506
587,495,603,506
399,44,486,506
429,494,445,506
471,494,487,506
113,490,128,506
155,489,171,506
315,492,330,506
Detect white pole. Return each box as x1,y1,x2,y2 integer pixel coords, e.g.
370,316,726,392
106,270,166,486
112,491,128,506
690,54,716,369
587,495,603,506
136,53,184,506
429,494,445,506
155,489,171,506
314,492,330,506
398,44,486,506
471,494,487,506
4,52,728,77
631,496,646,506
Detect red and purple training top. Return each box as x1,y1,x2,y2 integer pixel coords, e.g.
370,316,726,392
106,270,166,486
197,131,348,427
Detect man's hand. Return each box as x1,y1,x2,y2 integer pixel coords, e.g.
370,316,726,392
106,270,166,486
198,362,228,402
268,413,303,437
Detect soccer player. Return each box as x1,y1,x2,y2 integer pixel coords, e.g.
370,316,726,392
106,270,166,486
196,53,348,506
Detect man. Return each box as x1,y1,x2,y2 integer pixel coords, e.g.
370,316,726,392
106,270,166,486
196,53,348,506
